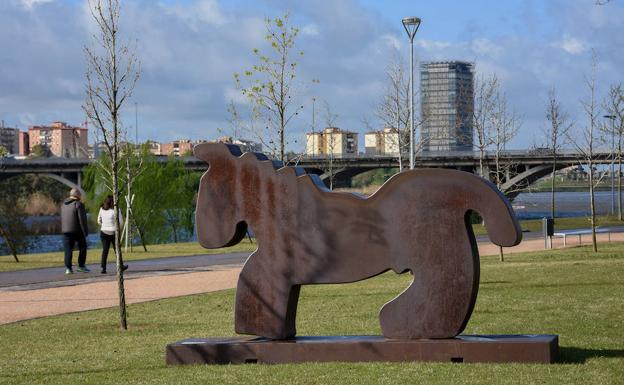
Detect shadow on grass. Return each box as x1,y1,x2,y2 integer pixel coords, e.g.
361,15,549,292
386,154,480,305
560,347,624,363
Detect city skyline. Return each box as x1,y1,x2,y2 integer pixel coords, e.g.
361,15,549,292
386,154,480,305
0,0,622,152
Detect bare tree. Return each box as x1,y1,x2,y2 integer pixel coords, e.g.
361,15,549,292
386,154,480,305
83,0,140,329
376,57,410,171
473,74,499,178
603,83,624,220
234,13,306,162
569,54,602,252
544,87,573,222
322,101,339,190
490,90,521,192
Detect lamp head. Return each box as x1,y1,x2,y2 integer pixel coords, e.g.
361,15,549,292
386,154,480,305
402,17,421,40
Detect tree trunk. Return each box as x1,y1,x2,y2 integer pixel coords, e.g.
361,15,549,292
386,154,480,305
172,220,178,243
589,161,598,252
0,223,19,262
131,216,148,252
551,156,557,222
479,148,485,178
498,246,504,262
619,140,622,221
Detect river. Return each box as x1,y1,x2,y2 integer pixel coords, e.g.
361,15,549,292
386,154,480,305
512,190,617,220
0,191,620,255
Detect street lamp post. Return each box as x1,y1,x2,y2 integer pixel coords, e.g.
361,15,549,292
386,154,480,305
402,17,421,170
605,114,617,215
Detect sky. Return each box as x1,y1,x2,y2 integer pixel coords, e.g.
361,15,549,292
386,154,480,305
0,0,623,151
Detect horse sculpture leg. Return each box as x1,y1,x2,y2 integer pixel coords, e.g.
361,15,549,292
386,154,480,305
235,251,300,340
379,230,479,339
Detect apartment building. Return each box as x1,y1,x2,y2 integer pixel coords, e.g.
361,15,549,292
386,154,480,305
306,127,358,157
28,121,88,158
364,127,400,155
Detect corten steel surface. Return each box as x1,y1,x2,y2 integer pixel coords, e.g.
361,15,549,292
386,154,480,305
194,143,522,340
166,335,559,365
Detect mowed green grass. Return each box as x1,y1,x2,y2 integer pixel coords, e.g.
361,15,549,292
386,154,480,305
0,240,257,272
1,244,623,384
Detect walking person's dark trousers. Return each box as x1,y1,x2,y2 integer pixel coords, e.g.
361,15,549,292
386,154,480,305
63,232,87,269
100,232,115,269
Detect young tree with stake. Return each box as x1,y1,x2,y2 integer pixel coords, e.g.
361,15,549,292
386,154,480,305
544,87,573,223
83,0,140,329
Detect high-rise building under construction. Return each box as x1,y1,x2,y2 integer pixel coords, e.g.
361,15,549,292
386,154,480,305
420,61,474,152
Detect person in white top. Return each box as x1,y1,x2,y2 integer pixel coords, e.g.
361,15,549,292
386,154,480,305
97,195,127,274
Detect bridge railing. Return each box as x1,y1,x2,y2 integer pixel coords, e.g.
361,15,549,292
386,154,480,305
297,149,614,161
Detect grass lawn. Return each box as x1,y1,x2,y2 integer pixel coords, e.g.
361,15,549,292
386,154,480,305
1,243,623,384
0,240,257,272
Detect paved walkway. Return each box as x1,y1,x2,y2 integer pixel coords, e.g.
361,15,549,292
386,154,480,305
1,232,622,325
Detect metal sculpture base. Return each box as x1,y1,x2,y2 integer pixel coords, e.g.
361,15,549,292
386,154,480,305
166,335,559,365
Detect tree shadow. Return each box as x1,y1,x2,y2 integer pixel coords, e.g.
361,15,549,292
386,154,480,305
559,347,624,363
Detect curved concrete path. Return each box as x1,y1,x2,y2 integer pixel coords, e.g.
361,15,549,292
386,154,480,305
1,232,621,325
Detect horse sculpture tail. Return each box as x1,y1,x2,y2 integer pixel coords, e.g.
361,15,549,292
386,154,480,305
376,169,522,339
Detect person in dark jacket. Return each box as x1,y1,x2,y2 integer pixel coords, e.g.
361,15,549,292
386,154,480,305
61,188,90,274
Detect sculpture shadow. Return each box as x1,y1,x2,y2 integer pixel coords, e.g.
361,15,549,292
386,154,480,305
559,347,624,364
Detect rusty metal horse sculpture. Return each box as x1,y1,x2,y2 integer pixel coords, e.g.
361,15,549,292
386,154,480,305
194,143,522,340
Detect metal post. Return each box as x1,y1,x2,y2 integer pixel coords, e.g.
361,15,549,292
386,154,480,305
402,17,421,170
409,40,414,170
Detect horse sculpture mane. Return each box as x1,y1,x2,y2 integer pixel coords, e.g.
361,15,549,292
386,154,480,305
194,142,522,340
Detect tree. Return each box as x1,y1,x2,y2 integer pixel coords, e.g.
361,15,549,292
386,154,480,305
234,13,305,162
544,87,573,222
83,144,148,252
602,83,624,220
322,101,339,190
490,89,521,192
131,156,198,244
83,0,140,329
0,179,32,262
472,74,500,179
376,57,411,171
0,145,7,158
29,144,49,158
569,54,603,252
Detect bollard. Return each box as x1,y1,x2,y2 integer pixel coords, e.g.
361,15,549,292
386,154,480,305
542,217,554,249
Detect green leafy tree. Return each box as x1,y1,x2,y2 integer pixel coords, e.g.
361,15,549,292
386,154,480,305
131,156,199,244
0,180,31,261
234,13,306,162
29,144,49,158
0,145,8,158
83,144,149,250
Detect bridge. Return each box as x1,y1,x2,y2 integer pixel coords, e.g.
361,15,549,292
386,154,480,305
294,150,613,198
0,150,614,198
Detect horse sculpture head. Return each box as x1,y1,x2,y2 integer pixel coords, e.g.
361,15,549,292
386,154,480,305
194,143,248,249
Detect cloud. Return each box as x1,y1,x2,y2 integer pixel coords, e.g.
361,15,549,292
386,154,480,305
556,35,587,55
301,23,320,37
19,0,53,10
380,34,401,50
161,0,227,29
471,38,503,58
417,39,452,51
